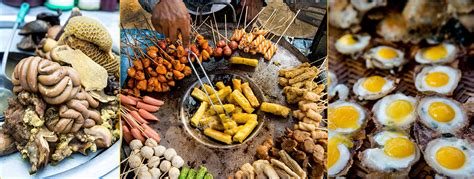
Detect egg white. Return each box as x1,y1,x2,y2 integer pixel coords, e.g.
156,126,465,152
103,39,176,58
415,65,461,95
372,93,417,129
365,46,405,69
415,43,458,64
335,34,371,55
353,76,396,100
328,143,351,176
417,97,467,134
424,138,474,178
328,101,367,134
361,131,419,171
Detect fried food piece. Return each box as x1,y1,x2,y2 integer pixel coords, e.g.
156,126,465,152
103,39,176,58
190,101,208,127
216,81,226,90
204,128,232,144
209,86,232,103
191,88,208,102
208,104,235,115
241,82,260,108
260,102,291,117
230,57,258,67
232,113,257,124
231,90,254,113
219,114,237,130
232,79,242,92
233,119,258,143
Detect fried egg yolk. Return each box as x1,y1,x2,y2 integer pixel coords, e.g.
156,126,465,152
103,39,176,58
426,72,449,87
329,106,360,130
328,136,353,168
339,34,357,45
384,137,415,158
362,76,387,92
377,47,398,60
428,102,455,122
386,100,413,122
436,146,466,169
424,45,447,61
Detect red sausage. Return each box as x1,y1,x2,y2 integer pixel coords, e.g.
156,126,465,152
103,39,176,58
127,95,142,102
122,124,134,144
144,128,161,143
130,111,148,124
141,123,153,131
120,94,137,106
138,109,160,121
143,96,164,106
136,102,160,112
130,128,145,143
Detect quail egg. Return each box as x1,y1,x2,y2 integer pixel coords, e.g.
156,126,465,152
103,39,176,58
360,131,420,172
335,34,371,55
353,75,397,100
328,101,367,134
372,93,417,129
417,96,468,134
364,46,406,70
424,137,474,178
415,43,458,64
328,132,354,177
415,65,461,95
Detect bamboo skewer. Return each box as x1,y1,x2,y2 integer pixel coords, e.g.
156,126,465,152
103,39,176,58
275,10,301,45
244,7,266,29
212,12,220,41
225,14,228,41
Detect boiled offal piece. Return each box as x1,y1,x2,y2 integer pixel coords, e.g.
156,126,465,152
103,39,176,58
11,57,81,105
45,89,101,134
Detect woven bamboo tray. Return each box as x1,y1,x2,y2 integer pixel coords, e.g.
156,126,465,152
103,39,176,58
328,25,474,178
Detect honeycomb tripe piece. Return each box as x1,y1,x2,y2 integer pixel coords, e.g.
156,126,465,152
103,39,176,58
63,16,112,52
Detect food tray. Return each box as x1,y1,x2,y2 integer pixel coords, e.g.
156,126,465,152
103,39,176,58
180,73,266,149
120,24,312,176
329,26,474,178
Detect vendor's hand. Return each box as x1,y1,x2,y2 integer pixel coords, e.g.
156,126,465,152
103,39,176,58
151,0,191,46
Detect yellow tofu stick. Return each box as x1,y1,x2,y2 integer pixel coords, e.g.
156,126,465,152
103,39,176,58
190,101,209,127
219,114,237,130
232,113,257,124
209,104,235,115
191,87,208,102
232,79,242,92
216,81,226,90
260,102,291,117
209,86,232,103
200,116,218,126
231,90,255,113
225,125,243,136
241,82,260,108
210,119,225,131
233,106,243,114
202,84,217,96
230,57,259,67
233,119,258,143
204,128,232,144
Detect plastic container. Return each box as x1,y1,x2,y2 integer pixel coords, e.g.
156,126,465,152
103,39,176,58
45,0,74,10
78,0,101,10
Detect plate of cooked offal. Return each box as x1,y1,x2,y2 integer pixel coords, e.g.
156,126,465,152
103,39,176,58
328,0,474,178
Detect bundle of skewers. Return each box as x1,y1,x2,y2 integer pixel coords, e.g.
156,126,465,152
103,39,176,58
228,7,301,61
120,94,164,144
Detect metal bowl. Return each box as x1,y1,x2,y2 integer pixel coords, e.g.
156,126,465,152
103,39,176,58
180,72,266,149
